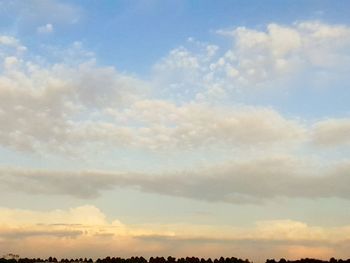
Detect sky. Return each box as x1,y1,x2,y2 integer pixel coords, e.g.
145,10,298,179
0,0,350,261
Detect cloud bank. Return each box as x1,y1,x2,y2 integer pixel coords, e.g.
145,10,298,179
1,205,350,261
1,21,350,157
1,156,349,204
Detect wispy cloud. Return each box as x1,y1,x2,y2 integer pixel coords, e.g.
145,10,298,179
37,23,54,34
0,0,82,31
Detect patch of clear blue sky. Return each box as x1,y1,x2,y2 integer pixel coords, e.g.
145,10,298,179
1,0,350,75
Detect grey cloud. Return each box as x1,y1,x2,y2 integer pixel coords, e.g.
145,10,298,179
108,101,305,151
123,158,350,203
0,61,145,153
0,61,305,154
67,64,146,109
311,118,350,147
0,168,122,198
1,157,350,203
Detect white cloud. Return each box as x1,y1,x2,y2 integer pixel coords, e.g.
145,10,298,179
220,20,350,73
0,37,306,155
154,21,350,102
37,23,54,34
3,56,20,69
0,36,20,46
0,35,27,54
1,31,349,161
108,101,305,150
0,56,148,153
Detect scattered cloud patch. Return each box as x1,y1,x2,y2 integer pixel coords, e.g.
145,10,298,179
37,23,54,34
0,35,27,55
154,21,350,102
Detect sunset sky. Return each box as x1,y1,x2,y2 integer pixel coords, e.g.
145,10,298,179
1,0,350,261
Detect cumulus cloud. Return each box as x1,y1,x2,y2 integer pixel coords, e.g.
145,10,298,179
0,40,305,154
222,20,350,76
0,35,27,56
0,56,148,153
1,22,349,156
0,36,23,49
154,21,350,101
1,157,350,203
107,101,305,150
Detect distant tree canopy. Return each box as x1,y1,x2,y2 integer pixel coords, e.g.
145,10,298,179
1,256,350,263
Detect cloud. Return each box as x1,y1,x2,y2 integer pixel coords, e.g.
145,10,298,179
1,156,350,203
154,21,350,102
0,205,113,226
107,100,305,150
0,35,27,55
0,38,306,154
2,22,350,156
0,205,169,257
37,23,54,34
116,157,350,204
0,36,23,48
0,168,120,198
0,228,82,239
0,56,148,153
311,118,350,147
219,20,350,74
0,0,82,31
0,20,349,212
0,205,350,260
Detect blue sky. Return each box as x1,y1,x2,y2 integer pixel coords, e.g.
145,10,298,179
0,0,350,261
1,0,348,119
2,0,350,73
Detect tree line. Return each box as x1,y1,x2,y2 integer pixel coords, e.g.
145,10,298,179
1,256,350,263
